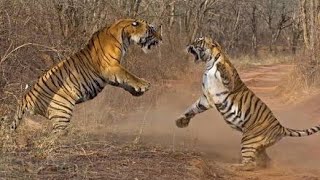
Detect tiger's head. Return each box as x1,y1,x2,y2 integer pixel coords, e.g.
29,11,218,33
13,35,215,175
109,19,162,53
187,37,221,63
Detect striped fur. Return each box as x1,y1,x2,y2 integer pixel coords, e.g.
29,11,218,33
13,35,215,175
12,19,162,135
176,37,320,170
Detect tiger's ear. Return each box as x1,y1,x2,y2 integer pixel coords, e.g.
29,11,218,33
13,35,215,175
157,24,163,40
212,40,221,48
158,24,162,35
226,64,235,90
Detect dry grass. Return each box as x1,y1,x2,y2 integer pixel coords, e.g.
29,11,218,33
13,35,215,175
226,52,320,105
233,53,294,70
0,131,231,179
274,54,320,103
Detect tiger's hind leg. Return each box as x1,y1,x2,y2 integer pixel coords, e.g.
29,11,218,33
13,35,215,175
233,135,279,170
34,102,74,157
257,149,272,168
49,93,75,137
231,144,259,171
231,135,267,171
234,148,271,170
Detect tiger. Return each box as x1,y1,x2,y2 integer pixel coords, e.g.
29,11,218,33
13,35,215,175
175,37,320,171
11,19,162,144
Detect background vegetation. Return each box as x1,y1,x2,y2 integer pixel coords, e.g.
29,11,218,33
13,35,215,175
0,0,319,121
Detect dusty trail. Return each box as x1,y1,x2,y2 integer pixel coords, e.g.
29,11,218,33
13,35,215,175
118,63,320,179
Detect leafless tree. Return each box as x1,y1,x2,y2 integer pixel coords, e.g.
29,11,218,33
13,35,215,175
301,0,319,62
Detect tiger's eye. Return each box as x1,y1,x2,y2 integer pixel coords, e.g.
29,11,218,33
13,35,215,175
132,22,139,26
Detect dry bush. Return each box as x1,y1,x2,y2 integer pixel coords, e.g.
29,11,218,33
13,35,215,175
277,55,320,101
232,52,294,70
0,131,230,179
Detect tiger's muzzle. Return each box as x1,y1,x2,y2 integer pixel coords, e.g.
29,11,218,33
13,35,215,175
139,25,162,52
187,45,202,63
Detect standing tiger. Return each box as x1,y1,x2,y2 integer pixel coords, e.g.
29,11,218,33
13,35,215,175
175,37,320,170
11,19,162,144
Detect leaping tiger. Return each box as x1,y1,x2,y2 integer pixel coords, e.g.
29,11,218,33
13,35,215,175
11,19,162,144
175,37,320,171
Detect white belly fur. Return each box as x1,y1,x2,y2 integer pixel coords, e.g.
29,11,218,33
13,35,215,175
202,60,228,105
202,60,243,130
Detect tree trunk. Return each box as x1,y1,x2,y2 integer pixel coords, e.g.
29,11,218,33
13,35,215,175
132,0,142,17
251,4,258,57
301,0,310,49
169,2,175,28
291,9,301,54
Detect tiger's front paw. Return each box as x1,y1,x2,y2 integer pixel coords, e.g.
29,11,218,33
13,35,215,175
176,115,190,128
131,78,150,96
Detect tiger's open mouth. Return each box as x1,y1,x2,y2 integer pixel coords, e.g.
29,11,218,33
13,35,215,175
187,46,201,63
139,25,162,53
139,36,159,50
139,36,160,53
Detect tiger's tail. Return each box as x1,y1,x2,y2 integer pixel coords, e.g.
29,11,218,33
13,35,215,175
284,125,320,137
11,99,26,131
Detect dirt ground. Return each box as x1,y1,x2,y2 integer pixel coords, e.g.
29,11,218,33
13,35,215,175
1,63,320,179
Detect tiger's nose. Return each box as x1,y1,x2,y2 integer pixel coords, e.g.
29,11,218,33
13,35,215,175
148,26,155,33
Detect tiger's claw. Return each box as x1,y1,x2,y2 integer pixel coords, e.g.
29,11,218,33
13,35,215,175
132,78,150,96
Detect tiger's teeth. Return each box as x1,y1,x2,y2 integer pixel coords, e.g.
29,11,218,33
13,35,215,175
142,46,149,53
